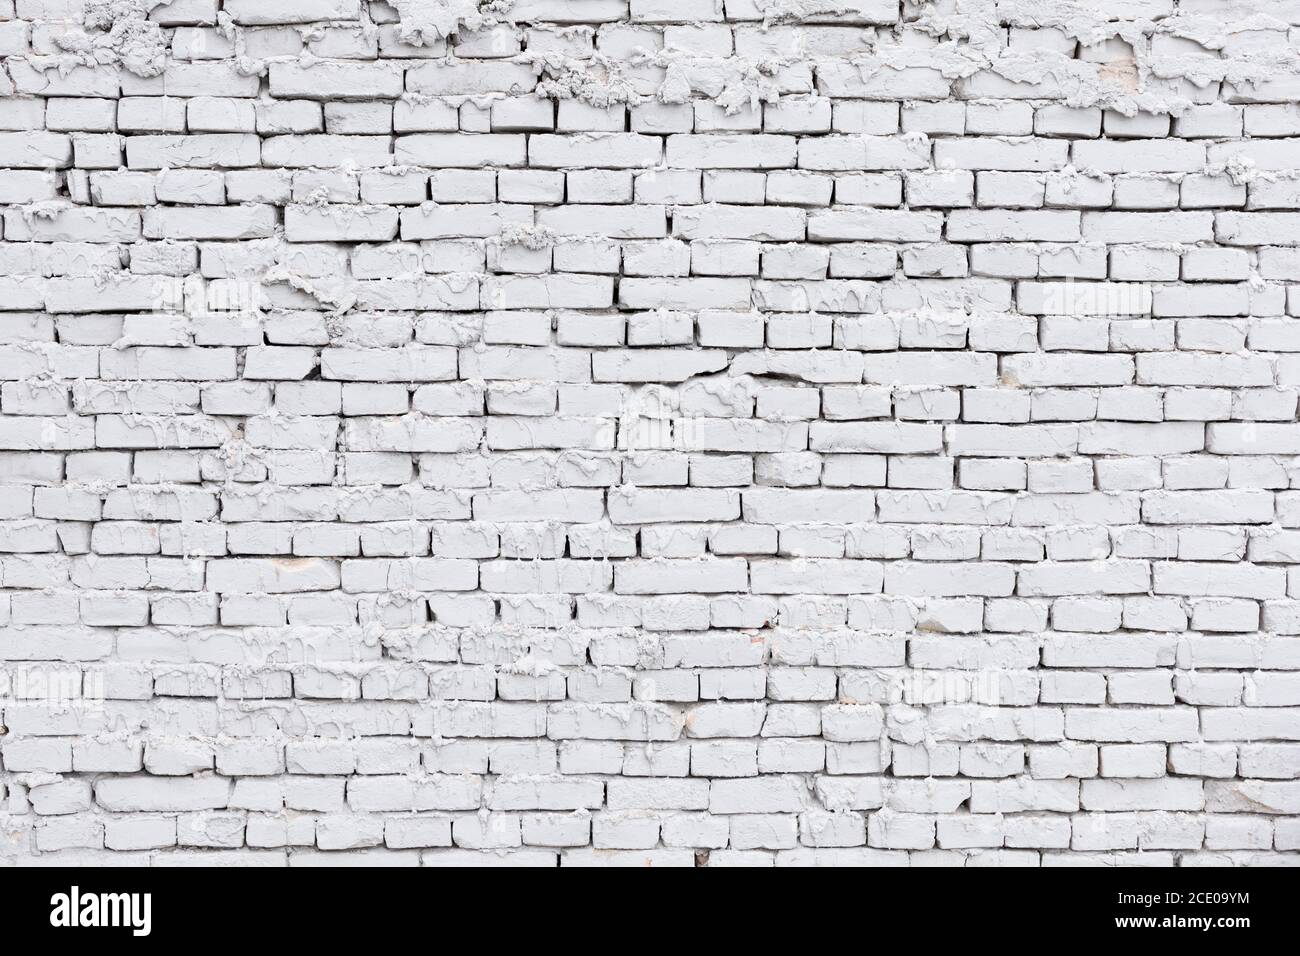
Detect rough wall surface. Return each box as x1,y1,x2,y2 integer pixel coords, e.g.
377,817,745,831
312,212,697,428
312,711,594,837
1,0,1300,867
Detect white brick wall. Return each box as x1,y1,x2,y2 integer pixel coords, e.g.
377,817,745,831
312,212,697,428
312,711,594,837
1,0,1298,866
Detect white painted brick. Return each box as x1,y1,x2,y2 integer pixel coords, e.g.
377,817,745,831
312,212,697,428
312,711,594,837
0,0,1292,869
